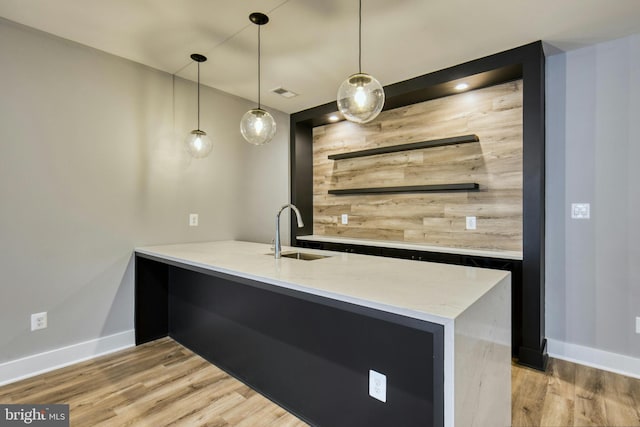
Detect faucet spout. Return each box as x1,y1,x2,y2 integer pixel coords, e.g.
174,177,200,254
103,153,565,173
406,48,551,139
275,204,304,259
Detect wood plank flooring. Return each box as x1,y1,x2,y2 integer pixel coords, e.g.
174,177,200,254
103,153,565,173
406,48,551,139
512,358,640,426
1,337,639,426
0,338,307,426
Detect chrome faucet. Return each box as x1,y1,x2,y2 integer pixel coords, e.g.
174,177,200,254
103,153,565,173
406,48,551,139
275,204,304,259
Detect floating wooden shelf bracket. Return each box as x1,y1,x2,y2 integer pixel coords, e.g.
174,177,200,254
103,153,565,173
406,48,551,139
327,134,479,160
328,183,480,195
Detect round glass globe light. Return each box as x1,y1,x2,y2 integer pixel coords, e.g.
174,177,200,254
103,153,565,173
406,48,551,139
240,108,276,145
185,129,213,158
337,73,385,124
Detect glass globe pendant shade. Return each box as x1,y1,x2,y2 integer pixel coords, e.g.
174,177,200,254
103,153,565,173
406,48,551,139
240,108,276,146
337,73,385,124
184,53,212,159
185,129,213,158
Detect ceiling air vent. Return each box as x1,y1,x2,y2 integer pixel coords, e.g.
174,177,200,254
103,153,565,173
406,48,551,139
271,87,298,98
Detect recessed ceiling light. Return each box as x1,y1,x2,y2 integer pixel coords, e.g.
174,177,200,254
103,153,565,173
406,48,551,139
454,82,469,91
328,115,339,122
271,87,298,98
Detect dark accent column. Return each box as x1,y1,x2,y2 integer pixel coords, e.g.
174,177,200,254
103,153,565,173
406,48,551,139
519,43,548,370
134,255,169,345
290,120,314,241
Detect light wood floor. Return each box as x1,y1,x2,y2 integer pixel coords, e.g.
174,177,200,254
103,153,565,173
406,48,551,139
512,357,640,426
1,338,639,426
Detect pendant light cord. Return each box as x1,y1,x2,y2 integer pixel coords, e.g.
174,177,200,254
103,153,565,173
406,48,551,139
197,61,201,130
358,0,362,74
258,24,262,109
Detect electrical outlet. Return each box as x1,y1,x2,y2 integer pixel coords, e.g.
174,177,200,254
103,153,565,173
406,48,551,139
466,216,477,230
369,370,387,403
189,213,199,227
636,317,640,334
31,312,47,331
571,203,590,219
341,214,348,225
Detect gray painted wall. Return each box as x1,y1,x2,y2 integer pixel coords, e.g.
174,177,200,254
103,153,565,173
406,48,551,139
546,33,640,358
0,18,289,363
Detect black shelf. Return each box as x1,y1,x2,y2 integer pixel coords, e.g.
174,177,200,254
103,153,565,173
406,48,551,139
328,134,479,160
328,183,479,195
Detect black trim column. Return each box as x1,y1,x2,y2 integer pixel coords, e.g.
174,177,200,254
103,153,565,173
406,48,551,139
519,43,548,370
290,120,314,240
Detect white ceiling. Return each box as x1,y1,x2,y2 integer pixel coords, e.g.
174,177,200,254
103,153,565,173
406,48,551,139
1,0,640,114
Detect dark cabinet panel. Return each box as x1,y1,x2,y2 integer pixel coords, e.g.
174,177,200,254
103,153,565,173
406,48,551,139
135,255,169,345
136,255,445,427
169,267,444,427
380,247,463,265
298,240,523,357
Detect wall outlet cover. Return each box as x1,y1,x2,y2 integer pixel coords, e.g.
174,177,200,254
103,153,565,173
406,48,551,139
341,214,348,225
636,317,640,334
571,203,590,219
189,213,199,226
31,312,47,331
466,216,477,230
369,369,387,402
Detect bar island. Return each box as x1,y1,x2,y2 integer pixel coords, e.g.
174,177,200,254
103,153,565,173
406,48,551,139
135,240,510,427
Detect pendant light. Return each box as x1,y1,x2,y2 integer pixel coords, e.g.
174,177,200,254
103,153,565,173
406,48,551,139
185,53,213,158
337,0,385,124
240,12,276,145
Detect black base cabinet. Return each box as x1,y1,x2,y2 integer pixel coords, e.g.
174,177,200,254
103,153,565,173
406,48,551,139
135,254,444,427
298,240,523,359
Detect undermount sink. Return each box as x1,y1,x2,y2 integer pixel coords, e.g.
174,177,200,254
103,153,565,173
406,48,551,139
272,251,331,261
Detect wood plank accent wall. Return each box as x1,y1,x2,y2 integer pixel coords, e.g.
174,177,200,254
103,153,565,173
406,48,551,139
312,80,523,252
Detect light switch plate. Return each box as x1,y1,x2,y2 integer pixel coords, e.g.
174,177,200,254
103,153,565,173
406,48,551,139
571,203,590,219
369,370,387,402
466,216,477,230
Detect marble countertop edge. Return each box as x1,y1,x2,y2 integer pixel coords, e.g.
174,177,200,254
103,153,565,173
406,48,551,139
135,241,509,324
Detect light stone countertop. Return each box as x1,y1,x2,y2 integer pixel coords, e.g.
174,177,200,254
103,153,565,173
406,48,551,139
135,240,510,325
296,234,523,260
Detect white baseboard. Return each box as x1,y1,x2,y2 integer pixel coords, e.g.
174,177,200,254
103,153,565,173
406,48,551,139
0,329,135,386
547,338,640,379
